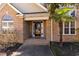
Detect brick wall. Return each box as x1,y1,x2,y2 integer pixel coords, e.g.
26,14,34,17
0,4,24,43
52,9,79,42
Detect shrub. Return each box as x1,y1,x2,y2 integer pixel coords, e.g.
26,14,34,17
0,30,18,48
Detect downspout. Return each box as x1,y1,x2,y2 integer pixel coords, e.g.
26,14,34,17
51,19,53,41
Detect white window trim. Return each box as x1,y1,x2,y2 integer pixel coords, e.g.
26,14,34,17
63,21,76,35
2,20,13,23
2,21,14,30
74,6,77,17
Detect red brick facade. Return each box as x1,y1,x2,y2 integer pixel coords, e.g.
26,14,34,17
1,3,79,45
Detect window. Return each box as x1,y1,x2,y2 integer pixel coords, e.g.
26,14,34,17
2,15,14,31
63,21,76,35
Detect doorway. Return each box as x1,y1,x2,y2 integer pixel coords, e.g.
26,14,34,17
32,21,44,38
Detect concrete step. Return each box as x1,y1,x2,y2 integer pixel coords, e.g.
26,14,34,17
23,39,49,46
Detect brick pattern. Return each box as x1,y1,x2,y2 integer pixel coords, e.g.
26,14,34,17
52,8,79,42
23,20,51,45
0,4,24,43
2,3,79,45
0,4,50,45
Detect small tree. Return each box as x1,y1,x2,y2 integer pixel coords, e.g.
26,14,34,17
53,8,74,44
48,3,74,45
0,30,18,48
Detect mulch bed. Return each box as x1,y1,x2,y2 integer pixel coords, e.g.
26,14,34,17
0,43,22,56
50,42,79,56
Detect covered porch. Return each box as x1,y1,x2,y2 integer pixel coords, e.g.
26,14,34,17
24,20,46,39
23,13,51,45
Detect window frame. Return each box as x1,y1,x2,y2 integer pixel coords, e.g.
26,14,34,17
63,21,76,35
2,21,14,28
2,16,14,31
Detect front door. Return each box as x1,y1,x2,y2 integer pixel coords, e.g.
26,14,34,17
34,21,41,38
32,21,44,38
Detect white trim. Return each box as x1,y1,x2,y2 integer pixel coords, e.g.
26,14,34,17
74,6,77,17
0,3,23,16
62,34,76,35
2,21,13,22
8,3,23,16
51,19,53,41
63,21,64,35
25,16,49,20
2,27,14,28
2,20,14,30
69,21,71,34
41,21,44,37
36,3,48,12
32,22,35,37
74,6,76,17
63,21,76,35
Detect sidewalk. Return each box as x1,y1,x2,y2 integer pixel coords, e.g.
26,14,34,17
11,45,53,56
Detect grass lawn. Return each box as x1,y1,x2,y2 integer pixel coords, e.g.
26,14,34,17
50,42,79,56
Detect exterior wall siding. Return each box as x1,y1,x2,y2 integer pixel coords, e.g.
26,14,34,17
23,20,51,45
45,20,51,41
24,21,32,40
0,4,24,43
52,9,79,42
0,3,51,45
2,3,79,45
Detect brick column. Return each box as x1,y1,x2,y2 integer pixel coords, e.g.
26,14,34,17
16,15,24,43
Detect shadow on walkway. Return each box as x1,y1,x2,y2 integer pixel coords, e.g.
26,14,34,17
12,45,53,56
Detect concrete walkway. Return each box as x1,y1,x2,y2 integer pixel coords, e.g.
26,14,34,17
11,45,53,56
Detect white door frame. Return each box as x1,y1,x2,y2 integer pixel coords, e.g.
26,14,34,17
32,22,35,37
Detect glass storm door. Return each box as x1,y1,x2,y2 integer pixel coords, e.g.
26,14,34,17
32,21,44,38
34,22,41,37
